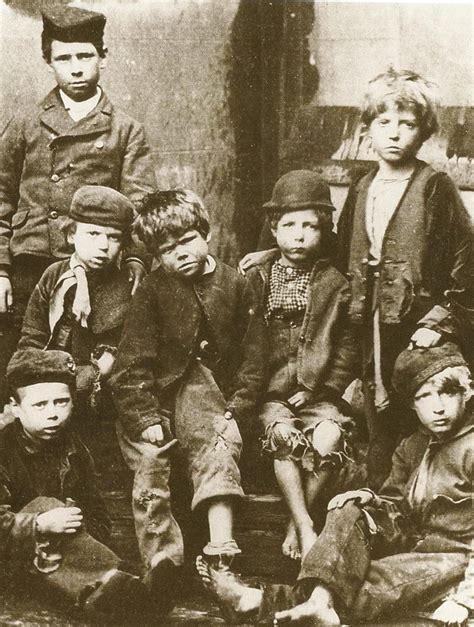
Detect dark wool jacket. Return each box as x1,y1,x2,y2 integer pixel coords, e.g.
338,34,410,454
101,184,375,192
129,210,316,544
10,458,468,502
0,88,156,267
110,261,268,439
374,409,474,550
336,159,474,330
248,251,358,398
18,258,131,394
0,420,111,561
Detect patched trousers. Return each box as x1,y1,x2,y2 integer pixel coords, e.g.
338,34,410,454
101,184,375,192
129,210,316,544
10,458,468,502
257,503,469,623
117,361,244,571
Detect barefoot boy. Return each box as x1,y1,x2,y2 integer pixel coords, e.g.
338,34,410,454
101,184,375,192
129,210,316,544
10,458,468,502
248,171,358,560
110,189,267,611
2,348,147,620
17,185,134,408
197,342,473,625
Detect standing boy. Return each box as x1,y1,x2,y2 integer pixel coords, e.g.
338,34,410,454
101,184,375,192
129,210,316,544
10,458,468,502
0,5,156,404
110,189,267,613
336,68,473,487
17,185,135,408
2,348,148,620
196,342,473,626
248,171,358,561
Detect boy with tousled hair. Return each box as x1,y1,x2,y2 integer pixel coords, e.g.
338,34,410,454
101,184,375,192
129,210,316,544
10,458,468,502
335,67,474,488
18,185,135,406
246,170,358,562
0,5,156,407
196,342,474,626
110,189,267,614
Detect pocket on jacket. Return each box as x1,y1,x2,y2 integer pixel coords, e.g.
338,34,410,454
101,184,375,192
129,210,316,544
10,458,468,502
11,210,29,229
380,261,414,323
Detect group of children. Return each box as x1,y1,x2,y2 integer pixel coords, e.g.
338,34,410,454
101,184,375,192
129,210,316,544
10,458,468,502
0,4,472,625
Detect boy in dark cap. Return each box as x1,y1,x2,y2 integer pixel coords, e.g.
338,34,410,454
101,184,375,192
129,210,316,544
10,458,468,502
196,342,473,625
0,5,156,406
110,189,267,613
243,170,358,561
17,185,134,407
1,348,148,620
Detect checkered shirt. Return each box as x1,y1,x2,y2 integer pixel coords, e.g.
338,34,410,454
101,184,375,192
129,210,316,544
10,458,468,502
265,260,311,319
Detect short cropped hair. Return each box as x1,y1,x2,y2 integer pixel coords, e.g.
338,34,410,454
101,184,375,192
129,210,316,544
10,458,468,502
134,189,210,253
361,68,440,142
42,35,107,63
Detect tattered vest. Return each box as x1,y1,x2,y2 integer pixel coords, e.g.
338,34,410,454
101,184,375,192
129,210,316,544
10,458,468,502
347,161,437,325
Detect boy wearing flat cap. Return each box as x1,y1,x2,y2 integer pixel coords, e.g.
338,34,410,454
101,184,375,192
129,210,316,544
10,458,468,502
0,5,156,405
17,185,134,406
1,348,148,620
243,171,358,562
196,342,473,625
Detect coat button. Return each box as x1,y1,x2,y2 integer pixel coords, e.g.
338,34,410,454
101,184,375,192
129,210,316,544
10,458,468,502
95,141,104,149
51,174,60,182
373,271,380,278
49,210,59,219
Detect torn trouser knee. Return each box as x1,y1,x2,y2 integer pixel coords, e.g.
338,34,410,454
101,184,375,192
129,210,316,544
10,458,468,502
307,420,354,472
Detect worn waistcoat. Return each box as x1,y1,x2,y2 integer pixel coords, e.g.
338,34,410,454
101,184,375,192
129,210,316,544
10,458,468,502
347,161,437,325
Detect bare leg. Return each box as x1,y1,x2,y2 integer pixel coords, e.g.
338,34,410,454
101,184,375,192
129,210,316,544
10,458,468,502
208,499,234,546
274,459,317,561
282,519,300,561
274,583,340,625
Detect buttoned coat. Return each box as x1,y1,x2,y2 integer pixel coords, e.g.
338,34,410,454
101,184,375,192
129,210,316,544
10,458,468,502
0,88,156,266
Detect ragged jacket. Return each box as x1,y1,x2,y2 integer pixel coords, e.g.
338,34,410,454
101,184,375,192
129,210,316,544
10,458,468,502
110,260,268,439
0,420,111,561
0,88,156,267
18,258,131,394
374,410,474,549
248,251,358,397
336,160,474,330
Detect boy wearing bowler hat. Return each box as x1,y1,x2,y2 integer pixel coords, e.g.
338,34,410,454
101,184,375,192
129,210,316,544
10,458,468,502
0,5,156,406
245,171,358,562
17,185,134,408
1,348,148,620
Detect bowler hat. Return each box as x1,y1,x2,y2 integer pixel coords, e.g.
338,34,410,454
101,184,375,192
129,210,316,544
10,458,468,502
70,186,134,232
7,349,77,392
263,170,335,213
392,342,468,400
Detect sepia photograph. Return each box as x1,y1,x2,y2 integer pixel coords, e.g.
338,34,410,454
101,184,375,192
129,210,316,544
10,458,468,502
0,0,473,624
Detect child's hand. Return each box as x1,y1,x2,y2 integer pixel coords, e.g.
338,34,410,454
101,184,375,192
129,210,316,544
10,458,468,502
96,351,116,380
327,489,374,511
409,328,442,349
431,599,469,625
288,390,312,409
126,261,147,296
36,507,83,535
238,252,262,275
0,277,13,313
141,425,164,446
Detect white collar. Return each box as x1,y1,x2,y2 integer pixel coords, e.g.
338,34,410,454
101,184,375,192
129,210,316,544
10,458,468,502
59,87,102,121
202,255,216,276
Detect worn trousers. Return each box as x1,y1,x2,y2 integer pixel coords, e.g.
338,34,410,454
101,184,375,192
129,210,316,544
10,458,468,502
258,503,469,622
117,361,244,571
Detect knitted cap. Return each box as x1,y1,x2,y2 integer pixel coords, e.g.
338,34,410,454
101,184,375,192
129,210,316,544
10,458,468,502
42,6,106,45
70,186,134,231
392,342,467,400
263,170,335,213
7,349,76,392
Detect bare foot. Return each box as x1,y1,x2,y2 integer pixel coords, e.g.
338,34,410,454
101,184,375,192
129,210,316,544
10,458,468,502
195,556,262,622
282,520,301,561
274,584,340,624
296,524,318,560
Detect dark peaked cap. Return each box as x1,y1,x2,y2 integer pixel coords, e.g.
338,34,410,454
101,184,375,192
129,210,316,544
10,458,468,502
42,6,106,44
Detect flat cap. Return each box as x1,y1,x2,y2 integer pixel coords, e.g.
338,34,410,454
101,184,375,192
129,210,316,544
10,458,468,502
392,342,468,400
7,349,76,391
70,186,134,231
263,170,335,213
42,6,106,45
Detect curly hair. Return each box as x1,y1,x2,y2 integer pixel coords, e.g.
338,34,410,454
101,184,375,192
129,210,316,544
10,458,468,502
134,189,210,253
361,67,440,142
